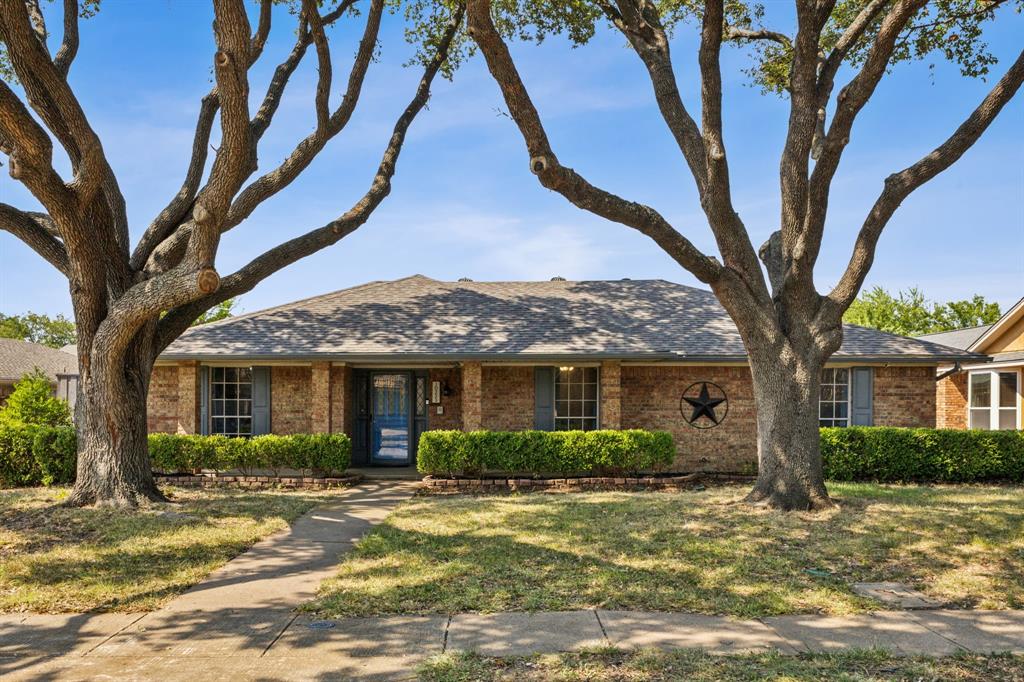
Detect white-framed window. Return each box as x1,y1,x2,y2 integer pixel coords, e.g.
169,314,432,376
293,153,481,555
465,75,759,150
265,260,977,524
555,366,599,431
968,369,1020,430
819,368,850,427
210,367,253,436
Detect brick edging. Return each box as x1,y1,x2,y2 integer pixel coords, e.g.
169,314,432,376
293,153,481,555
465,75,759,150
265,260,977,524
155,473,363,490
421,473,754,493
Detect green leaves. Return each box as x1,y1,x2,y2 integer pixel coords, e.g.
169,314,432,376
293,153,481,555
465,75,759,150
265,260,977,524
0,312,76,348
0,369,72,428
843,286,1002,336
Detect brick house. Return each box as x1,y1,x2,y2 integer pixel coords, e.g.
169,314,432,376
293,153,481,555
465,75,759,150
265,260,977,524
152,276,977,472
923,296,1024,431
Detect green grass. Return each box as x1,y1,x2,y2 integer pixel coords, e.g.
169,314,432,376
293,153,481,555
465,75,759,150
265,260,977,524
418,648,1024,681
0,486,330,613
308,483,1024,618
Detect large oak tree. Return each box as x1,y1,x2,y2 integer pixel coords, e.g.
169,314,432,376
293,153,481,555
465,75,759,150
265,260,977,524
0,0,462,507
462,0,1023,509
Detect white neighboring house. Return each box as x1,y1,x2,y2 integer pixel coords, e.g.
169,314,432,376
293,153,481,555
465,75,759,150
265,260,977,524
0,338,79,413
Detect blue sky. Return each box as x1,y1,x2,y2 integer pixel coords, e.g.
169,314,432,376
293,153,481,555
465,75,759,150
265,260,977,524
1,1,1021,319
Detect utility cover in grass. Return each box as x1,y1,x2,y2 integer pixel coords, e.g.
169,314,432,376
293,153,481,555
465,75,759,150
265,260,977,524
850,582,943,609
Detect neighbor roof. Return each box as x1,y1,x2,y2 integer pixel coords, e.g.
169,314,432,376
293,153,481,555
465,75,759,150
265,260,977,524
161,275,983,363
0,338,78,383
917,325,992,351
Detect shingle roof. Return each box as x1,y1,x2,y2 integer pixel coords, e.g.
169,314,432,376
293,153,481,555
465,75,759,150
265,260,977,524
917,325,991,351
161,275,983,363
0,338,78,382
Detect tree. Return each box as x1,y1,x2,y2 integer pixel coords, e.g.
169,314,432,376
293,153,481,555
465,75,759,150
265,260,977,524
0,0,462,507
191,298,239,326
844,287,1002,335
0,368,72,427
463,0,1024,509
0,311,76,348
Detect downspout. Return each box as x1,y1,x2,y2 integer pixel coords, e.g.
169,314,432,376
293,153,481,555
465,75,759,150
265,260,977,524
936,362,961,382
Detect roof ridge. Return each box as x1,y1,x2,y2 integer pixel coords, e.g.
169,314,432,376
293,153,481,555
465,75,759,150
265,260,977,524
182,275,435,331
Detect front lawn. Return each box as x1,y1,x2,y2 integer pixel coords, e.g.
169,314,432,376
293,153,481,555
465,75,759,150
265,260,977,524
0,486,328,612
419,649,1024,682
308,483,1024,618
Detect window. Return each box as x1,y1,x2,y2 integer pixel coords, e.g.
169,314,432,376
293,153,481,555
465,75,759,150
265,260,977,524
819,368,849,427
555,366,598,431
210,367,252,436
969,370,1020,430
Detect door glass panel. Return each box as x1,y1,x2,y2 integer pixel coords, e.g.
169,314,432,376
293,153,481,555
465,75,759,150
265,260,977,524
970,373,991,408
998,373,1018,408
371,374,410,464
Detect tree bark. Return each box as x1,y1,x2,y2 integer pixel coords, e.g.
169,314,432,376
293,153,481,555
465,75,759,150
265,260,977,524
744,346,833,511
64,341,165,508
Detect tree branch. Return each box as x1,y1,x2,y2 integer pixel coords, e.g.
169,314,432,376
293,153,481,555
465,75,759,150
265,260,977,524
725,26,792,47
465,0,722,284
0,203,69,274
53,0,80,75
824,47,1024,319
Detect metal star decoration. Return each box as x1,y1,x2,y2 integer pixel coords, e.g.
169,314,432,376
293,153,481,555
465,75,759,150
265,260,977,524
683,382,726,426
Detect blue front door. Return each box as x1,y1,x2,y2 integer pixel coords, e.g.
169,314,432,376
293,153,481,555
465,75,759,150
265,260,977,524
370,373,411,465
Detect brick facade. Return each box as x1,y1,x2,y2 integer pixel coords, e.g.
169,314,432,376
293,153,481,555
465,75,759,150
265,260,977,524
146,361,939,473
936,371,968,429
481,366,534,431
873,365,936,428
271,366,312,434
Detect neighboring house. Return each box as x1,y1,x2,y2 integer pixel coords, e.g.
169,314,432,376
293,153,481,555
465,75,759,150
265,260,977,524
153,276,979,471
921,296,1024,431
0,338,79,409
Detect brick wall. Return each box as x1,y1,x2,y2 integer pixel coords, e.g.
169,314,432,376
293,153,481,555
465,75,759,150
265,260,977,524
874,365,936,428
428,367,462,430
271,366,312,434
330,366,353,435
936,371,968,429
462,362,483,431
147,365,180,433
482,366,534,431
622,365,758,473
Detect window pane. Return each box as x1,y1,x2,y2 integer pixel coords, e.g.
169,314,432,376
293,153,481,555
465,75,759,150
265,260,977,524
237,367,252,382
970,373,992,408
820,385,834,401
820,402,833,418
999,373,1018,408
583,368,598,383
225,367,238,382
969,408,991,430
238,400,252,416
834,368,849,384
556,383,569,400
584,383,597,400
998,409,1017,430
555,400,568,418
821,368,834,383
212,418,225,434
835,385,848,402
238,419,252,435
225,383,237,400
583,401,597,417
238,383,251,400
835,402,848,419
212,367,224,381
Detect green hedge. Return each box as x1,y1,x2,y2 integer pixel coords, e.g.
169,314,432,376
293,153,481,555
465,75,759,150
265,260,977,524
822,427,1024,483
417,429,676,477
1,427,352,488
0,424,77,487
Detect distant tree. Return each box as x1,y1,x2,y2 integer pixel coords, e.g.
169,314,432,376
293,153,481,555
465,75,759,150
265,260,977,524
0,312,77,348
0,369,72,427
191,298,239,326
844,287,1002,336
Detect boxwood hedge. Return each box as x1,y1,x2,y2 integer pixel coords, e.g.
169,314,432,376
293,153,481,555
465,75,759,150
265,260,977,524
822,426,1024,483
0,427,352,487
417,429,676,477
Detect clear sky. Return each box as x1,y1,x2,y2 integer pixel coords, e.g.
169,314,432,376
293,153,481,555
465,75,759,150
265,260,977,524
1,1,1022,320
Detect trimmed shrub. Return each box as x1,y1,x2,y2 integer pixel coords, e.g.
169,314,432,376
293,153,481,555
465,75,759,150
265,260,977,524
32,426,76,485
417,429,675,477
0,423,76,487
147,432,352,476
821,427,1024,483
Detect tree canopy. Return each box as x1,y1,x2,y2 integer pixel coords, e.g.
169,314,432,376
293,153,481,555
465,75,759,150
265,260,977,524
0,312,76,348
843,287,1003,336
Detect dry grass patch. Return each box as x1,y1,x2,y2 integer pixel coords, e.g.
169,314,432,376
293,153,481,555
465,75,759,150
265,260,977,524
0,486,329,613
418,649,1024,682
309,483,1024,618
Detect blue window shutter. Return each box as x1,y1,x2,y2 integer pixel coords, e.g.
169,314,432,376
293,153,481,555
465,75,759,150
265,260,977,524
851,367,873,426
252,367,271,435
534,367,555,431
199,366,210,435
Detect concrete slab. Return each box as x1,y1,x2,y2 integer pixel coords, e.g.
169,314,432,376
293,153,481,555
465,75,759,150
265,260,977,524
446,610,606,656
599,610,798,654
162,481,418,613
910,609,1024,654
850,582,943,609
763,610,964,655
0,612,143,657
89,608,296,657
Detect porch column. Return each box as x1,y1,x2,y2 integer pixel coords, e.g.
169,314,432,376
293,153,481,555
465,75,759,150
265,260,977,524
311,361,332,433
600,360,622,430
177,361,199,434
462,361,482,431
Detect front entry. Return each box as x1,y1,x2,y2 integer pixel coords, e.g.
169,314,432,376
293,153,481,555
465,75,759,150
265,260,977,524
370,373,411,465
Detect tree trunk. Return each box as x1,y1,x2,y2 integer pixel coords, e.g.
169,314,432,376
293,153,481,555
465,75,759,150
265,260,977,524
64,347,165,508
744,348,834,511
